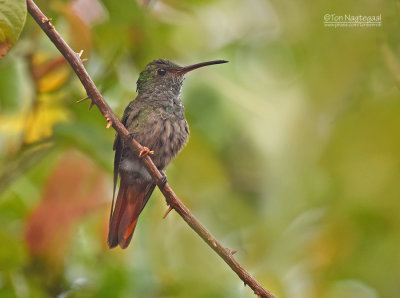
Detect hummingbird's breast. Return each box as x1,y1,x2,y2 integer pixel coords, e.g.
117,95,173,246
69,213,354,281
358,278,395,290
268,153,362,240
148,102,189,169
119,96,189,183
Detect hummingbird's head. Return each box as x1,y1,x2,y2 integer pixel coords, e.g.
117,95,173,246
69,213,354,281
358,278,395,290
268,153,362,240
136,59,228,96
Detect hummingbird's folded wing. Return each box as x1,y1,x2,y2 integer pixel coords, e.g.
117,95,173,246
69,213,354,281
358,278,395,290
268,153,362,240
110,100,140,223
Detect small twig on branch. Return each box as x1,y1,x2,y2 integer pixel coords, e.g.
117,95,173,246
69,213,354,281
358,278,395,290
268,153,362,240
26,1,276,297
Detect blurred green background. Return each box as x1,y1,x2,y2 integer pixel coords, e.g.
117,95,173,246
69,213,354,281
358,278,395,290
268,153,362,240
1,0,399,297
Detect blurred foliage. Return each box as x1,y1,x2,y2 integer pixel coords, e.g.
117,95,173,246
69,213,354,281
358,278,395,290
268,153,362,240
0,0,400,297
0,0,26,57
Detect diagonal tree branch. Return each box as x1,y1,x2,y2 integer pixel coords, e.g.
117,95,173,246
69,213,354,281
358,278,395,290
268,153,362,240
26,1,276,297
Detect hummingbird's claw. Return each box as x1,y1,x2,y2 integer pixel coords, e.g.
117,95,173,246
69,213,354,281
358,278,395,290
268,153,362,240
138,146,154,158
162,205,173,219
160,171,168,186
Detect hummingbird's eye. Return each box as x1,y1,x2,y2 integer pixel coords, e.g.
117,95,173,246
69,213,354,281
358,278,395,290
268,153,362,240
157,68,167,76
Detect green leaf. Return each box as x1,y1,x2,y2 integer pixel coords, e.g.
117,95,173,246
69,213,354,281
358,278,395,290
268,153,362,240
0,0,27,58
0,55,25,111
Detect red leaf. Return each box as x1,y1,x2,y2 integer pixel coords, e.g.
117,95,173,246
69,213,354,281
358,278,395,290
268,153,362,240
25,151,108,263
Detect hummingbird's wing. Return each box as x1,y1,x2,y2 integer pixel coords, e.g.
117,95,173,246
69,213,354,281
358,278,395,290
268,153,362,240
110,100,140,224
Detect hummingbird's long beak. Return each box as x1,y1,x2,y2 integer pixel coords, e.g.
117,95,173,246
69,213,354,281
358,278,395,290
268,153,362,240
177,60,228,74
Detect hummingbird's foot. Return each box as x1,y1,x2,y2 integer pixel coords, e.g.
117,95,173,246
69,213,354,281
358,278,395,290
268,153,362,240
162,205,173,219
138,146,154,158
160,171,168,186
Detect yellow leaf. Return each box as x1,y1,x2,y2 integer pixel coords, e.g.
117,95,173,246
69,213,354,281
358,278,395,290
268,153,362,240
24,94,70,143
31,53,70,92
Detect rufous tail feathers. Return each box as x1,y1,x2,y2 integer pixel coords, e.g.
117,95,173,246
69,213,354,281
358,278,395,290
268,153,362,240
108,177,155,249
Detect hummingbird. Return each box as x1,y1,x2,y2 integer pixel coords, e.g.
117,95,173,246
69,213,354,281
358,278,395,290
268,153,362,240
108,59,228,249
